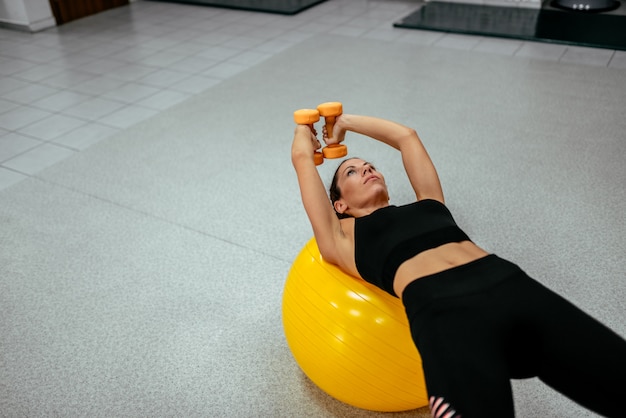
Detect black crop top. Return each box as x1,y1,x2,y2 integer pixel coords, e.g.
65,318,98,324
354,199,470,297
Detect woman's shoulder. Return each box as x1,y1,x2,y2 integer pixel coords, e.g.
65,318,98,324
331,217,359,277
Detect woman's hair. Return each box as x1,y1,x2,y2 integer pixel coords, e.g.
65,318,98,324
329,158,357,219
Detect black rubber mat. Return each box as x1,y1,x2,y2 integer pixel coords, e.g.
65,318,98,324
394,1,626,51
147,0,326,15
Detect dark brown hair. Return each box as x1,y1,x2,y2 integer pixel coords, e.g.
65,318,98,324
329,158,358,219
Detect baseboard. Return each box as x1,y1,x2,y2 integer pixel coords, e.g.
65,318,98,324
0,16,56,33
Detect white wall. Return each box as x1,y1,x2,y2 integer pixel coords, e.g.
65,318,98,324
0,0,56,32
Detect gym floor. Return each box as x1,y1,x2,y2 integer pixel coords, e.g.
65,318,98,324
1,0,625,417
1,0,625,191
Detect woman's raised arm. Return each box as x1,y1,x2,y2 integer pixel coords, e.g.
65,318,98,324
331,114,444,204
291,124,345,264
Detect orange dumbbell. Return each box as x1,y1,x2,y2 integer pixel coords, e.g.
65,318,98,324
294,108,324,165
317,101,347,160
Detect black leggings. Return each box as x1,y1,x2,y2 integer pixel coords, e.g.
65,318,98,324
402,255,626,418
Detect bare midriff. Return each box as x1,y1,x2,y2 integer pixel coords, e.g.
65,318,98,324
393,241,490,298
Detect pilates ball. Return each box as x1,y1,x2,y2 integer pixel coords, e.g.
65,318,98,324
282,238,428,412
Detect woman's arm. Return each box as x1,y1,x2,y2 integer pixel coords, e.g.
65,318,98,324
331,114,444,203
291,125,345,264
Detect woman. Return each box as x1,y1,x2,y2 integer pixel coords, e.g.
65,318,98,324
291,113,626,418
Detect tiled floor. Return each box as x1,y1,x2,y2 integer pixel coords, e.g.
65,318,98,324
1,0,625,191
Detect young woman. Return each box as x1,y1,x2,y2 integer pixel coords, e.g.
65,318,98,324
291,113,626,418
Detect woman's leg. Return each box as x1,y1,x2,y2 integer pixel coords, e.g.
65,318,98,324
518,278,626,417
411,291,518,418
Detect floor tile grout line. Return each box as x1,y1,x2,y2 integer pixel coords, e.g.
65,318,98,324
27,174,293,265
606,50,617,67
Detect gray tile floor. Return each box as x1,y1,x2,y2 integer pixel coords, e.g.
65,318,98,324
1,0,625,192
2,3,625,416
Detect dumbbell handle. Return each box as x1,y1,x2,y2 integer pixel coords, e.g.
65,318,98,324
317,102,347,160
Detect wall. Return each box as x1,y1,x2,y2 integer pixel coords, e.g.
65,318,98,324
0,0,56,32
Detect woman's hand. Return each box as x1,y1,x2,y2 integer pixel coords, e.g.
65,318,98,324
323,114,347,146
291,124,321,163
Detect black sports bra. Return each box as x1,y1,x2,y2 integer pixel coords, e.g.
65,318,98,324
354,199,470,297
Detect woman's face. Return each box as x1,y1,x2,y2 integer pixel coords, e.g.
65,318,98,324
334,158,389,216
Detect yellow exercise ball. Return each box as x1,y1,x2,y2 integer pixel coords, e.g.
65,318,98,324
282,238,428,412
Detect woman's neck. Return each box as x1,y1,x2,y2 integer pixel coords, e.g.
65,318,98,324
350,201,390,218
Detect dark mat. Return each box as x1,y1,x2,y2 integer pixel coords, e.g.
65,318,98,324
147,0,326,15
393,1,626,51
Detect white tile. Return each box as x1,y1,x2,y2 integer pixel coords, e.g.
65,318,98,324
104,63,159,82
0,166,27,191
212,21,257,36
434,33,483,50
70,76,127,95
196,45,242,60
72,41,130,58
0,106,52,130
239,12,282,26
329,25,369,38
260,17,302,31
222,36,265,50
139,50,187,67
0,132,43,162
0,77,30,95
33,35,97,53
62,97,126,120
192,32,236,46
608,51,626,69
138,37,183,51
30,90,92,112
40,70,98,89
135,90,192,110
515,42,568,61
202,62,249,79
2,43,66,63
12,63,66,82
167,56,220,74
228,50,271,66
98,105,159,129
169,75,221,94
112,33,159,47
1,84,60,105
255,38,299,54
102,83,161,103
51,53,100,68
309,13,354,26
159,28,205,43
296,21,336,34
76,58,129,75
242,26,287,40
345,16,387,29
0,98,19,115
396,29,444,46
107,46,162,63
2,142,75,175
560,46,614,67
362,28,403,42
473,38,524,56
162,41,213,56
138,69,190,88
273,30,316,44
52,122,119,150
18,114,87,141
